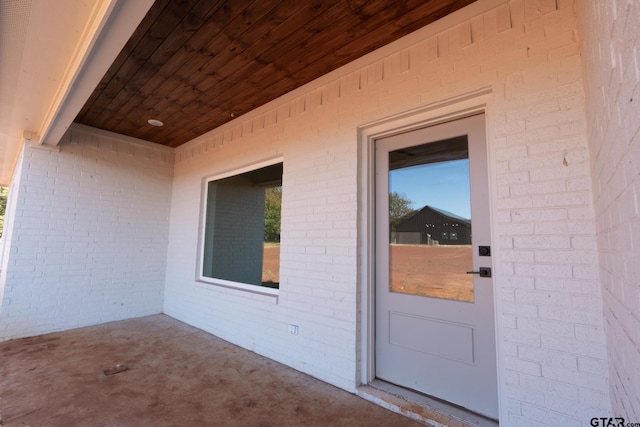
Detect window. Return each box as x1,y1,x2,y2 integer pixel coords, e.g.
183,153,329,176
200,161,282,291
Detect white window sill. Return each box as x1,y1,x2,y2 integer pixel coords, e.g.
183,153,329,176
196,277,279,300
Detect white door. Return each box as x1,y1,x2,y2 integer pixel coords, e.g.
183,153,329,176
375,114,498,419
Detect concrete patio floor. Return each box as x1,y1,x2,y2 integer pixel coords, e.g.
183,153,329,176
0,314,426,426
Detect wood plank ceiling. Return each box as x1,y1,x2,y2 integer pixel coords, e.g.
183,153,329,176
75,0,475,148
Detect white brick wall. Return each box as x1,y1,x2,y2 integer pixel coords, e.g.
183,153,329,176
579,0,640,421
0,125,173,340
0,0,616,424
165,0,611,424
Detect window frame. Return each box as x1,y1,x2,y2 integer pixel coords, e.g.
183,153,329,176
196,157,283,297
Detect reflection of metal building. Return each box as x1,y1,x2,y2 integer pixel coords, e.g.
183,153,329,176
394,205,471,245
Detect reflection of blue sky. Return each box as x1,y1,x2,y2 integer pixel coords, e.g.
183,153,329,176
390,159,471,219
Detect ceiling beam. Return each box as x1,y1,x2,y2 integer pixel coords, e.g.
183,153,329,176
35,0,155,146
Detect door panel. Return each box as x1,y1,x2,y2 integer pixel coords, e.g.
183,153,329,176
375,114,498,419
389,312,475,363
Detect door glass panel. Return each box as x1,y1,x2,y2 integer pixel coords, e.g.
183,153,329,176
388,136,473,302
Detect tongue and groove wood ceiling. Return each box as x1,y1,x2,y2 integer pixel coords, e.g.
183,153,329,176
74,0,475,147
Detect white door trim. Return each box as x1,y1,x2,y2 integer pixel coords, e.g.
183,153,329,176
357,88,501,417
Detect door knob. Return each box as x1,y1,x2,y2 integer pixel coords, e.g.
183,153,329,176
466,267,491,277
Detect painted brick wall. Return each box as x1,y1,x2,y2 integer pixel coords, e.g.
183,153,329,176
579,0,640,420
165,0,611,424
0,125,173,341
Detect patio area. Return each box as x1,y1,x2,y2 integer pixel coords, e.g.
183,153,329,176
0,314,426,427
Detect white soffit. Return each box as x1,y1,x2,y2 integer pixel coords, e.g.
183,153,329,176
0,0,154,186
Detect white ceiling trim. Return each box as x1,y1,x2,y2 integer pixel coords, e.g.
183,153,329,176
37,0,155,146
0,0,154,185
36,0,119,146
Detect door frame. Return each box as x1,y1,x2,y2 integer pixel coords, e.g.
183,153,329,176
357,89,502,416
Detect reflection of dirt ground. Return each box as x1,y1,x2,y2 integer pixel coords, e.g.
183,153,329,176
390,245,474,302
264,244,473,302
262,245,280,283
